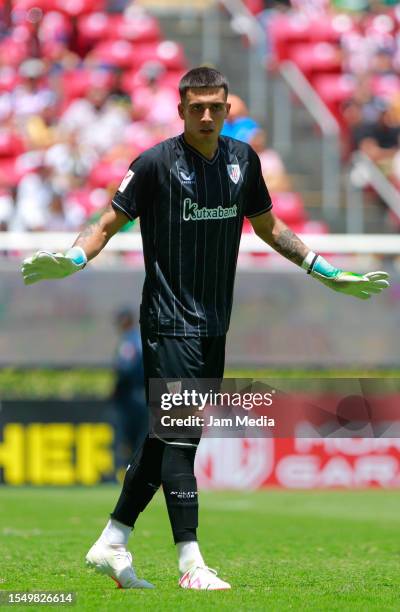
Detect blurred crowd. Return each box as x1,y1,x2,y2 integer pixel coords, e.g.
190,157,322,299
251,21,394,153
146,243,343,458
0,0,187,232
248,0,400,191
4,0,397,236
0,0,297,234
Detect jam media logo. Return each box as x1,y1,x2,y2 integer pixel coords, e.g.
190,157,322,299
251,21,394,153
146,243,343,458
195,438,274,489
227,164,241,184
183,198,237,221
179,169,196,184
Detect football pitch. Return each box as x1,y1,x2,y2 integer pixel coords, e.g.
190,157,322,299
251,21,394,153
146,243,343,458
1,487,400,611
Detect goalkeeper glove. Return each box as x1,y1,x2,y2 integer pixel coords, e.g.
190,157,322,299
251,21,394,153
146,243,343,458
302,251,390,300
21,247,87,286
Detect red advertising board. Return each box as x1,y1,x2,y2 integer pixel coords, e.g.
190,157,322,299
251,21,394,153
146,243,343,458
195,438,400,489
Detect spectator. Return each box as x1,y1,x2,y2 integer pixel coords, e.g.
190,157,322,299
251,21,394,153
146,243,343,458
220,94,260,143
13,59,56,121
60,86,131,156
131,61,180,127
0,188,14,231
248,127,292,192
357,101,400,174
11,161,55,231
352,74,387,124
341,98,370,155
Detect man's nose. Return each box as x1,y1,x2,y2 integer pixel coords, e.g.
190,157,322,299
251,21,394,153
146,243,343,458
201,108,212,121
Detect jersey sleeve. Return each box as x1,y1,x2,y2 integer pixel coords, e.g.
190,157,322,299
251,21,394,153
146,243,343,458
111,153,155,220
244,146,273,219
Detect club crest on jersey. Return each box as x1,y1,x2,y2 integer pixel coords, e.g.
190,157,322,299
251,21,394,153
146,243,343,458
179,169,196,184
227,164,241,184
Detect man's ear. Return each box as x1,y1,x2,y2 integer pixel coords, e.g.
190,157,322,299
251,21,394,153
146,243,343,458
178,102,184,120
226,103,231,117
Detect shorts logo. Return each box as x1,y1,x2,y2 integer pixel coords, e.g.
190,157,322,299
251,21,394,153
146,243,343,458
118,170,134,193
227,164,241,184
183,198,237,221
179,170,196,184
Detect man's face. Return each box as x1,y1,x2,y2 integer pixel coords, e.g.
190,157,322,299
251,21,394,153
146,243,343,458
178,87,230,147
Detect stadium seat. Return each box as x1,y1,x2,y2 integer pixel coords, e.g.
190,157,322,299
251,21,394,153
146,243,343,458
89,159,131,188
0,132,25,158
269,14,313,61
54,0,105,17
288,43,342,82
0,158,24,187
0,38,28,68
132,41,187,71
291,220,330,235
123,123,162,153
61,69,114,101
113,14,161,43
309,14,354,43
271,192,307,225
313,74,356,121
0,67,20,93
77,13,115,45
39,10,72,45
13,0,57,10
89,40,136,69
65,186,108,216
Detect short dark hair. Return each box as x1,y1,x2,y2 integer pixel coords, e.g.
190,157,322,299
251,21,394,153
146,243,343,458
179,67,229,101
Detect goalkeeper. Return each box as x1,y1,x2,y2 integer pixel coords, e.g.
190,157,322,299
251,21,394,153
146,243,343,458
21,66,389,592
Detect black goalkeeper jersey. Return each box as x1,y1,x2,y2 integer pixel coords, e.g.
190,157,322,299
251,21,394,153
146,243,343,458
112,134,272,337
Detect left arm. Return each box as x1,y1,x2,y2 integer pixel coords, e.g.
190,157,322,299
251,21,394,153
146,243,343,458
250,210,309,266
249,210,390,300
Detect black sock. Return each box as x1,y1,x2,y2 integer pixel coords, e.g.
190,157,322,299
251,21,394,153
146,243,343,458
111,437,164,527
161,440,199,543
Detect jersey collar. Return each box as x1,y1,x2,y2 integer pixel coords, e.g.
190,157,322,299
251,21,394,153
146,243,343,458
180,134,220,165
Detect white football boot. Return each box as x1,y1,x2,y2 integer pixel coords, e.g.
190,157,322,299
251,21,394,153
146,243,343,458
179,566,231,590
85,541,154,589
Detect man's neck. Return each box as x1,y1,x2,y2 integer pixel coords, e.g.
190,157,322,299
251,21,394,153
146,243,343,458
183,133,218,160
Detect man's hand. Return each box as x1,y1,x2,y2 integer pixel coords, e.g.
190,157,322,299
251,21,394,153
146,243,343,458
21,247,87,285
302,251,390,299
311,269,390,300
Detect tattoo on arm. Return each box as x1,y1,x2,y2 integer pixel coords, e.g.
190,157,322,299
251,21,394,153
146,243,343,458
272,228,307,266
73,221,101,246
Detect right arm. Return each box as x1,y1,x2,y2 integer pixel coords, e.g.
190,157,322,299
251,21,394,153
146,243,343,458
22,151,153,285
21,203,130,285
72,204,129,260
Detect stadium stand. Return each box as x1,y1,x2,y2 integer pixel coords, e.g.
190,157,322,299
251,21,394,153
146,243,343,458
0,1,190,231
0,0,302,243
258,1,400,218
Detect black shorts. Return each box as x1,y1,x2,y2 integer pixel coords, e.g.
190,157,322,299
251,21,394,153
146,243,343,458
140,330,226,399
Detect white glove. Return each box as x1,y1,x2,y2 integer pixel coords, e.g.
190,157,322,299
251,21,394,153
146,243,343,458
302,252,390,300
21,247,87,286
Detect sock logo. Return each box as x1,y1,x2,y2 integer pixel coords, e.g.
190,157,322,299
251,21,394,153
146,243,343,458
170,490,198,499
183,198,237,221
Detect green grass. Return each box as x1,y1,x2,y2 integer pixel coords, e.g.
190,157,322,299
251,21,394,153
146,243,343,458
1,487,400,611
1,369,400,399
